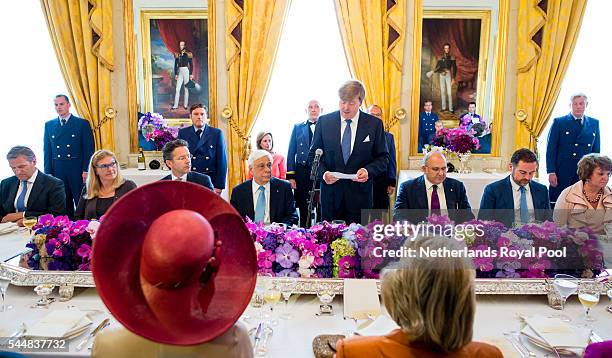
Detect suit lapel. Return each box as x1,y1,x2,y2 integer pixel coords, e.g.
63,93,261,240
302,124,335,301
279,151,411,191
269,178,279,221
245,180,255,220
504,176,515,210
416,176,428,209
53,118,66,140
347,112,369,164
7,178,19,208
443,180,456,209
27,173,44,211
328,113,343,169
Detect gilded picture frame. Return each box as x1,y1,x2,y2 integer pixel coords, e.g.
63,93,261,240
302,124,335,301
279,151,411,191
410,4,509,156
127,7,217,153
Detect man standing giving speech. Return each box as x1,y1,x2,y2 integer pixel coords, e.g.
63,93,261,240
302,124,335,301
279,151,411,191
308,80,388,224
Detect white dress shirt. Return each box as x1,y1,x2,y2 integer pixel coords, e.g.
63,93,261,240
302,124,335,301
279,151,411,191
309,120,316,135
171,173,188,181
340,111,360,154
14,169,38,211
252,180,271,224
509,177,535,223
60,113,71,124
424,175,447,210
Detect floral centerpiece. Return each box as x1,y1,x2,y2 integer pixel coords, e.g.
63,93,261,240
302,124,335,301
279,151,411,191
138,112,178,150
25,215,100,271
445,127,480,154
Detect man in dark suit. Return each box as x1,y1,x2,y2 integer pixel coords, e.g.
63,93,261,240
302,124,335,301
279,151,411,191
417,100,439,153
230,150,298,226
287,99,322,227
308,80,388,224
43,94,94,218
1,146,66,225
367,105,397,210
177,104,228,194
160,139,214,190
394,151,473,224
479,148,552,227
546,93,600,205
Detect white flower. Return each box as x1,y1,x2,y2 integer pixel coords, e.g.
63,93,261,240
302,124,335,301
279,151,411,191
86,220,101,239
254,241,263,254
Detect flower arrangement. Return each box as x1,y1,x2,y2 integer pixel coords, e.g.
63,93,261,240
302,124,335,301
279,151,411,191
138,112,178,150
25,215,100,271
445,127,480,154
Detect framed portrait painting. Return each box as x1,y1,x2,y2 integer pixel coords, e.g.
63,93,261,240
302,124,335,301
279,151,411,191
140,10,216,124
410,8,508,156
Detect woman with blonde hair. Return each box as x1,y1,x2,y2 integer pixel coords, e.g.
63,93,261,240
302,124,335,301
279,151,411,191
247,131,286,180
335,235,502,358
75,150,136,220
553,153,612,234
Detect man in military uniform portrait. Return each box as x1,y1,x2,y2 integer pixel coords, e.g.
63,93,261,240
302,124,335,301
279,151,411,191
43,95,95,218
418,100,439,152
430,43,457,112
287,99,322,226
546,93,600,206
172,40,193,110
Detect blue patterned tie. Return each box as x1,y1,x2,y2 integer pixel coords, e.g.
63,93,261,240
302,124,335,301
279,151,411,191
519,186,529,224
342,119,352,164
16,181,27,212
254,186,266,223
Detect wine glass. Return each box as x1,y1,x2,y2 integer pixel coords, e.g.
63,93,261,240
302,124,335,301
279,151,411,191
278,277,298,320
0,276,12,312
33,284,55,308
316,282,336,315
22,216,37,235
263,280,281,326
578,281,602,324
552,274,578,310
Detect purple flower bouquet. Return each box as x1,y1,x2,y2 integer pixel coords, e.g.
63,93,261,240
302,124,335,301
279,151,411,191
138,112,178,150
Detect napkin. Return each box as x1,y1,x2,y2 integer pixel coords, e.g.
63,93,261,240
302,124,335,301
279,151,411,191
26,309,92,339
343,279,380,320
0,222,18,235
480,337,521,358
521,315,589,354
355,312,399,336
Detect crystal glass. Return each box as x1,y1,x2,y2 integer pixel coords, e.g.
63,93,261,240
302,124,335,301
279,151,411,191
22,216,37,235
0,276,12,312
316,282,336,315
263,280,281,326
578,281,601,323
34,284,55,308
277,277,298,320
607,288,612,312
552,274,578,310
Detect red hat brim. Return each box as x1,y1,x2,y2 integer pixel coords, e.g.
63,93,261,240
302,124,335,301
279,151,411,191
92,181,257,345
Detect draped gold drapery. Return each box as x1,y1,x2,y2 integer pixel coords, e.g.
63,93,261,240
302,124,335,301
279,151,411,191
334,0,406,170
40,0,115,152
515,0,587,151
225,0,291,192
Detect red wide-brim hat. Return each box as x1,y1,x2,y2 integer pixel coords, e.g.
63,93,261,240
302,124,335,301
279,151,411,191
92,181,257,345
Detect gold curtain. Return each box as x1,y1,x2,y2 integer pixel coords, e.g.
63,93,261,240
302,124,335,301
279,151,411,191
225,0,291,191
515,0,587,151
334,0,406,170
40,0,115,151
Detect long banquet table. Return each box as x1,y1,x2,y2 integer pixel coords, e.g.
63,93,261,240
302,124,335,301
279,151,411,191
0,285,611,358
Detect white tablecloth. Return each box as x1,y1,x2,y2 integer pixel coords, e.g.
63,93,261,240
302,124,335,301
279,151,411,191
398,170,508,209
1,285,611,357
121,168,169,187
0,231,30,262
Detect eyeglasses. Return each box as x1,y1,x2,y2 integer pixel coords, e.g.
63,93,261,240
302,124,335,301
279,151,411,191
96,161,117,169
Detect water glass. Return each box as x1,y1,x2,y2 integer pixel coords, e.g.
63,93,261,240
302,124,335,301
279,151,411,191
0,276,12,312
316,282,336,315
277,277,298,320
552,274,578,310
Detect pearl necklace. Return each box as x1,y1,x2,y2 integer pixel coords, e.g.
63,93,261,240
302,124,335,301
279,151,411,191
582,188,603,204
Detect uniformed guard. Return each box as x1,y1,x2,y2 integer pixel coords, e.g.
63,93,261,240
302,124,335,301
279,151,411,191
43,94,95,218
172,41,193,110
418,100,439,153
546,93,600,205
287,99,321,227
177,103,227,194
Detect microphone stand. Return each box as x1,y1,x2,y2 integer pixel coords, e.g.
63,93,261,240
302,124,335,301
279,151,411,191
306,156,321,228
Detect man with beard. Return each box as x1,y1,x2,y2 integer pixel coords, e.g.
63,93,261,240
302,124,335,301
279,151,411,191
479,148,551,227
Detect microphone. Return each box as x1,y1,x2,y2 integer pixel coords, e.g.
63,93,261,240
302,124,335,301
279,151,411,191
310,149,323,180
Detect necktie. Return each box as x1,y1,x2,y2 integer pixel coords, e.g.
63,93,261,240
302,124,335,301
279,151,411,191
575,117,583,127
431,185,440,214
16,180,28,212
519,186,529,224
61,118,66,126
308,122,315,143
254,186,266,223
195,129,202,138
342,119,352,164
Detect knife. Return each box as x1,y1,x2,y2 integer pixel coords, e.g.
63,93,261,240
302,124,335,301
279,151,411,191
76,318,110,351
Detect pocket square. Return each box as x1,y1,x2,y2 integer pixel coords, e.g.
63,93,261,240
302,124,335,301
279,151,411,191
363,135,370,143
